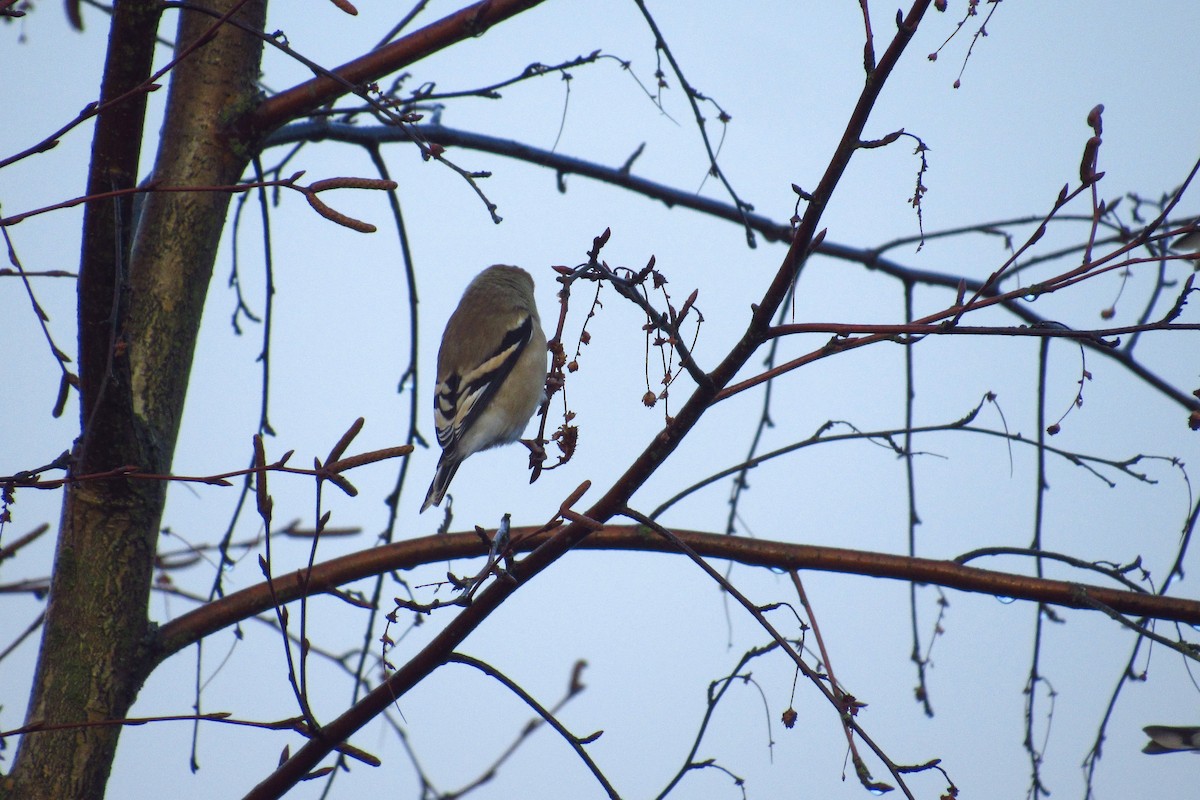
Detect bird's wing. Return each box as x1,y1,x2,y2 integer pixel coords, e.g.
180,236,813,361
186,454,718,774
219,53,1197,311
434,313,534,454
1143,725,1200,754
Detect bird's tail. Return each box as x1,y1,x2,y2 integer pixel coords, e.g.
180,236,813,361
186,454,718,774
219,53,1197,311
420,455,461,513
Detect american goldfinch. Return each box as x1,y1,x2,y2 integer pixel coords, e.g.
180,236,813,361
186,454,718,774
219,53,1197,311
420,265,548,512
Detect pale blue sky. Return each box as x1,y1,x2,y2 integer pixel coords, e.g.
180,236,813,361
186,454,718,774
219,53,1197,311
3,2,1199,798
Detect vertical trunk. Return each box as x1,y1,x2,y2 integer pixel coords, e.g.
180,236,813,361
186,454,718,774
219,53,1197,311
6,2,267,798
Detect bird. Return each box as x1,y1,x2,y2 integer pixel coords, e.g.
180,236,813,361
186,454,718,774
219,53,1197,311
1142,725,1200,754
420,265,548,513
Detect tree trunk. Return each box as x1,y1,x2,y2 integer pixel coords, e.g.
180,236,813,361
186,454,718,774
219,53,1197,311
5,3,267,798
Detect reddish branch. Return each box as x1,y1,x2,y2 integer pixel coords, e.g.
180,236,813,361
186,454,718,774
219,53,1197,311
155,525,1200,667
717,273,1197,399
765,319,1197,341
2,446,413,496
251,0,551,133
0,174,397,233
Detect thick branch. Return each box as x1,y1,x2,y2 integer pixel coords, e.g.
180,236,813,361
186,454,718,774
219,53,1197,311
7,4,267,800
157,526,1200,663
6,3,162,799
251,0,549,133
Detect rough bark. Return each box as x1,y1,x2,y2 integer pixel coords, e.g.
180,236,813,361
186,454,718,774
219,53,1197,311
4,3,267,798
